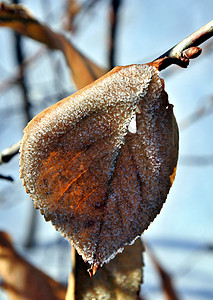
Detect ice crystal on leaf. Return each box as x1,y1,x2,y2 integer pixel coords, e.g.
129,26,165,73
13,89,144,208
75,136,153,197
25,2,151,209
20,63,178,275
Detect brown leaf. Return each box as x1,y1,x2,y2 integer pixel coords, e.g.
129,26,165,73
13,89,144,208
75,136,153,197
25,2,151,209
0,232,66,300
19,63,179,274
0,3,106,89
67,239,143,300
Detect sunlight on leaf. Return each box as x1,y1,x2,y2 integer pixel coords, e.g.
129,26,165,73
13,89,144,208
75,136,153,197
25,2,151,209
20,63,179,275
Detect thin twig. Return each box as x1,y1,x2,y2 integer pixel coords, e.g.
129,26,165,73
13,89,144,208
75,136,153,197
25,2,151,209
152,20,213,70
0,48,45,95
0,141,20,165
65,0,101,32
179,97,213,166
12,0,31,123
12,0,39,250
0,174,14,181
145,243,180,300
179,97,213,130
160,42,213,79
109,0,122,69
159,20,213,58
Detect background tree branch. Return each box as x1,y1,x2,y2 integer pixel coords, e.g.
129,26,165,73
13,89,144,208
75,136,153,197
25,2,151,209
0,141,20,165
0,174,14,182
0,2,106,89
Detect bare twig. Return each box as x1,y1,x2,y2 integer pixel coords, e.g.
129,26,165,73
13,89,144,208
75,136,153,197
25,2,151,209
180,97,213,130
152,20,213,71
159,40,213,79
0,2,106,89
13,14,31,123
0,174,14,181
109,0,122,69
65,0,82,32
0,48,45,95
65,0,102,32
145,244,180,300
177,96,213,166
12,0,40,250
160,20,213,58
0,141,20,165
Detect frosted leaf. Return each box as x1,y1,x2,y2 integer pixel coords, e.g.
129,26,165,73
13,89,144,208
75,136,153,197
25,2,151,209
19,64,179,275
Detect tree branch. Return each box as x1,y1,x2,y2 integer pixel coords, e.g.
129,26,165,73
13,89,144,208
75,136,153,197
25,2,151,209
0,2,106,89
0,141,20,165
0,48,45,95
145,243,180,300
109,0,122,69
151,20,213,71
0,174,14,181
179,96,213,130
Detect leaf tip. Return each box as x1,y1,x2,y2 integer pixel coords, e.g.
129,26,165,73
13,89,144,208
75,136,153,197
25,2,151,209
87,262,99,277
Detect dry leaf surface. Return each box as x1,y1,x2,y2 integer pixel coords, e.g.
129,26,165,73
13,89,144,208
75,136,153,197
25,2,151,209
20,63,179,274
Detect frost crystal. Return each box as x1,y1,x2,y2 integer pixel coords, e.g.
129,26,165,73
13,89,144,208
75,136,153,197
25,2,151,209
20,63,178,272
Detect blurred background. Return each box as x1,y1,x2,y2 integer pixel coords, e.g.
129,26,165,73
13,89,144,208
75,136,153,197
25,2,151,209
0,0,213,299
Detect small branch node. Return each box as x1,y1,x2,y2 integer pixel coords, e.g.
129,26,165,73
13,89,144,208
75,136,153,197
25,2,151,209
181,46,202,59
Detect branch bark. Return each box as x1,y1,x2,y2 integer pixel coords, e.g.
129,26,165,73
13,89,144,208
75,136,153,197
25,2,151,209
109,0,122,69
12,0,31,123
0,174,14,181
0,141,20,165
151,20,213,71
